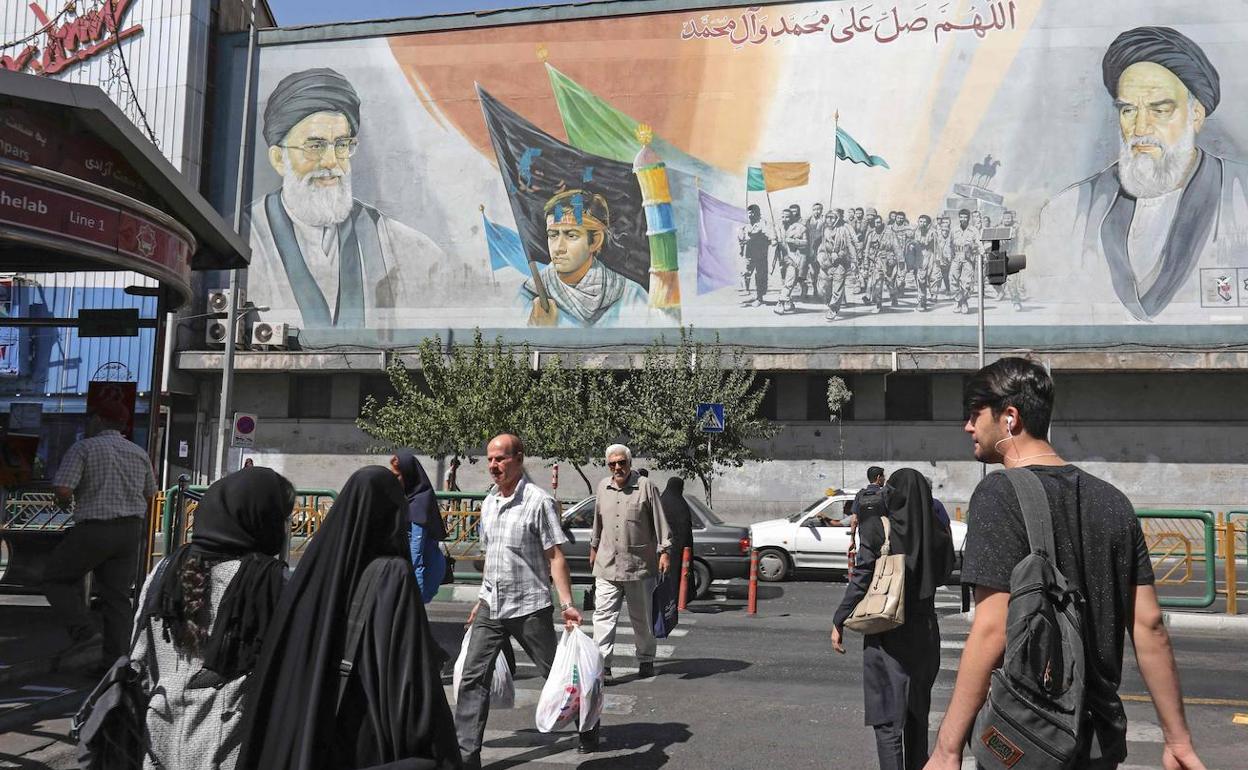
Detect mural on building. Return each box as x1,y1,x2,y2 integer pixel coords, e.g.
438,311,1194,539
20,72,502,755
242,0,1248,343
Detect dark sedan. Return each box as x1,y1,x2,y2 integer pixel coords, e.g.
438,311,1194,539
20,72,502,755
559,494,751,599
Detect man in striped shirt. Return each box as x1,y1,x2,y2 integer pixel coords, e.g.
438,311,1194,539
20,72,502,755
44,400,156,662
455,434,595,766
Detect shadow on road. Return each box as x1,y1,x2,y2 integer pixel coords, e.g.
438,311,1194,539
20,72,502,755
658,657,750,680
483,721,692,769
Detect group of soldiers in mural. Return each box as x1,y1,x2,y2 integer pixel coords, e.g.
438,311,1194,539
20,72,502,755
738,202,1023,320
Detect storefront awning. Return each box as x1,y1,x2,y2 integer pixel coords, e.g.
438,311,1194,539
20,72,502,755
0,73,250,308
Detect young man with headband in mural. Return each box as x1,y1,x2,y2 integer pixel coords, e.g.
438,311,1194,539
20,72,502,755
521,189,647,327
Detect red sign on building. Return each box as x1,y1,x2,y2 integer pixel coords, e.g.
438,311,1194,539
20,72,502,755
0,1,144,78
0,172,192,286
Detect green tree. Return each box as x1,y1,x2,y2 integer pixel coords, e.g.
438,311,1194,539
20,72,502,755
826,375,854,489
356,330,532,464
621,330,777,506
518,357,621,495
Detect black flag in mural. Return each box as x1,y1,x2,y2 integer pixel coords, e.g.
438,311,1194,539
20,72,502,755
477,85,649,288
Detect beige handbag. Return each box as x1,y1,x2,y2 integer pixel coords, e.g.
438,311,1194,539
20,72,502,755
844,516,906,634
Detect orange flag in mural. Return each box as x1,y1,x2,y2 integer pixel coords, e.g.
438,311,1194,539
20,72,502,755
760,162,810,192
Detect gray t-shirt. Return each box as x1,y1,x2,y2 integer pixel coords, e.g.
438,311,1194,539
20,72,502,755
962,465,1155,759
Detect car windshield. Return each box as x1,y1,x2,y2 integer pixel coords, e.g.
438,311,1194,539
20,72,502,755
787,498,828,522
562,497,596,529
685,495,724,526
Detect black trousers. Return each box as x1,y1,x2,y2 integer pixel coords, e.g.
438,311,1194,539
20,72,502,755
873,716,928,770
42,517,143,659
454,604,594,769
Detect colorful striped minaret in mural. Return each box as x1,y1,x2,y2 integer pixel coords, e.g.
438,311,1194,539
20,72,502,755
633,123,681,322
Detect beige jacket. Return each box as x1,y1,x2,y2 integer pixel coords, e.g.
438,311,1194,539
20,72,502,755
590,471,672,581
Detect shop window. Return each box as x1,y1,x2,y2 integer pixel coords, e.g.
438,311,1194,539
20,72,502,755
885,374,932,421
290,376,332,419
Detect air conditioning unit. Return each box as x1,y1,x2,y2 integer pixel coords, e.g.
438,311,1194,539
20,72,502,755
251,322,289,349
205,319,249,347
207,288,245,316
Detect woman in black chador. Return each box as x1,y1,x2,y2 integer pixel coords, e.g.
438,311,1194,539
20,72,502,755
237,466,462,770
831,468,955,770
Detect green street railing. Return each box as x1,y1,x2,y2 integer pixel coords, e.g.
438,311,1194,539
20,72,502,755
1136,509,1216,609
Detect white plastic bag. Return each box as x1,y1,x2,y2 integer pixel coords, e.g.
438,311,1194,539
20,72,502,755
452,627,515,709
535,626,604,733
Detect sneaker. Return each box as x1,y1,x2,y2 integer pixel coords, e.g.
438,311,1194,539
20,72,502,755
824,309,837,322
637,662,655,678
603,666,613,684
578,723,601,754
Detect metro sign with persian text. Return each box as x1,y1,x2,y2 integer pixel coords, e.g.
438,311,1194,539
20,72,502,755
0,0,144,77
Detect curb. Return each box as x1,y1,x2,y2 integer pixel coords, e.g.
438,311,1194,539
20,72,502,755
1161,611,1248,634
0,644,100,688
947,609,1248,635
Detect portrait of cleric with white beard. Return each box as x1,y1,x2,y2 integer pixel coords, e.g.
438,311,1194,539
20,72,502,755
246,68,445,329
1037,26,1248,323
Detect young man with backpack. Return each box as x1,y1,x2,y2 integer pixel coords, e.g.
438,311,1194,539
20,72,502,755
925,358,1205,770
853,466,890,522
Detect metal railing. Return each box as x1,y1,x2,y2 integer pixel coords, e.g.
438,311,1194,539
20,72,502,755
147,481,339,569
1136,510,1217,609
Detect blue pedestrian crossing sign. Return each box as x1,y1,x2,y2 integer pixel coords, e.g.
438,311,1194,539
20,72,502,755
696,402,725,433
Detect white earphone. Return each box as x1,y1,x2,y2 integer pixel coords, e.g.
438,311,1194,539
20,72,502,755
1006,415,1014,432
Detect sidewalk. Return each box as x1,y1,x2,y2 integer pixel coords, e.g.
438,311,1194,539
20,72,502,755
0,596,101,688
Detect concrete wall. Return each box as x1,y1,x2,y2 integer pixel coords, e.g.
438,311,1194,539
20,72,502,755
194,368,1248,524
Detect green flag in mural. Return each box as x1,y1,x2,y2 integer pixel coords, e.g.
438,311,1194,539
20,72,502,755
835,126,890,169
746,166,766,191
546,63,729,188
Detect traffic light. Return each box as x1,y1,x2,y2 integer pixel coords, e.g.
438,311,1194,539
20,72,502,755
986,252,1026,286
980,226,1026,286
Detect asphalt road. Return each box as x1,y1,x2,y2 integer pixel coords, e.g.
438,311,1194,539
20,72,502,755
4,579,1246,769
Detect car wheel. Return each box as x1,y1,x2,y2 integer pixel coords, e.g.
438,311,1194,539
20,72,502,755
690,559,712,600
756,548,790,582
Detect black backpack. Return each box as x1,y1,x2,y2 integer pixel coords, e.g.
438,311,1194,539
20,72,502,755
857,486,887,520
73,557,173,769
972,469,1088,769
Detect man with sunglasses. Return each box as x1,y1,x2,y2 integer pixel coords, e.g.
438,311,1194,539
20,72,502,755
590,444,671,682
248,67,444,329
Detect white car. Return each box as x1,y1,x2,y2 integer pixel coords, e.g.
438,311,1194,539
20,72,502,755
749,491,967,582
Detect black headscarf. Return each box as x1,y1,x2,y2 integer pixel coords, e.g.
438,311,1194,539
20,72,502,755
236,466,461,770
1102,26,1220,114
884,468,955,601
263,68,361,146
153,467,292,681
396,452,448,542
660,477,694,553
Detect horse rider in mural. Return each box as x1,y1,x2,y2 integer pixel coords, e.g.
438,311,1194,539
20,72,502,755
521,189,647,328
247,67,445,329
1040,25,1248,321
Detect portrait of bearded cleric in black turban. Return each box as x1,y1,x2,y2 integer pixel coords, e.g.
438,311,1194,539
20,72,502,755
1038,26,1248,323
246,68,446,329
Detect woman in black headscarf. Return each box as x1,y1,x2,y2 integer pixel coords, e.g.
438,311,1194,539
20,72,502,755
659,477,695,583
130,466,295,770
236,466,461,770
390,452,449,604
830,468,955,770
